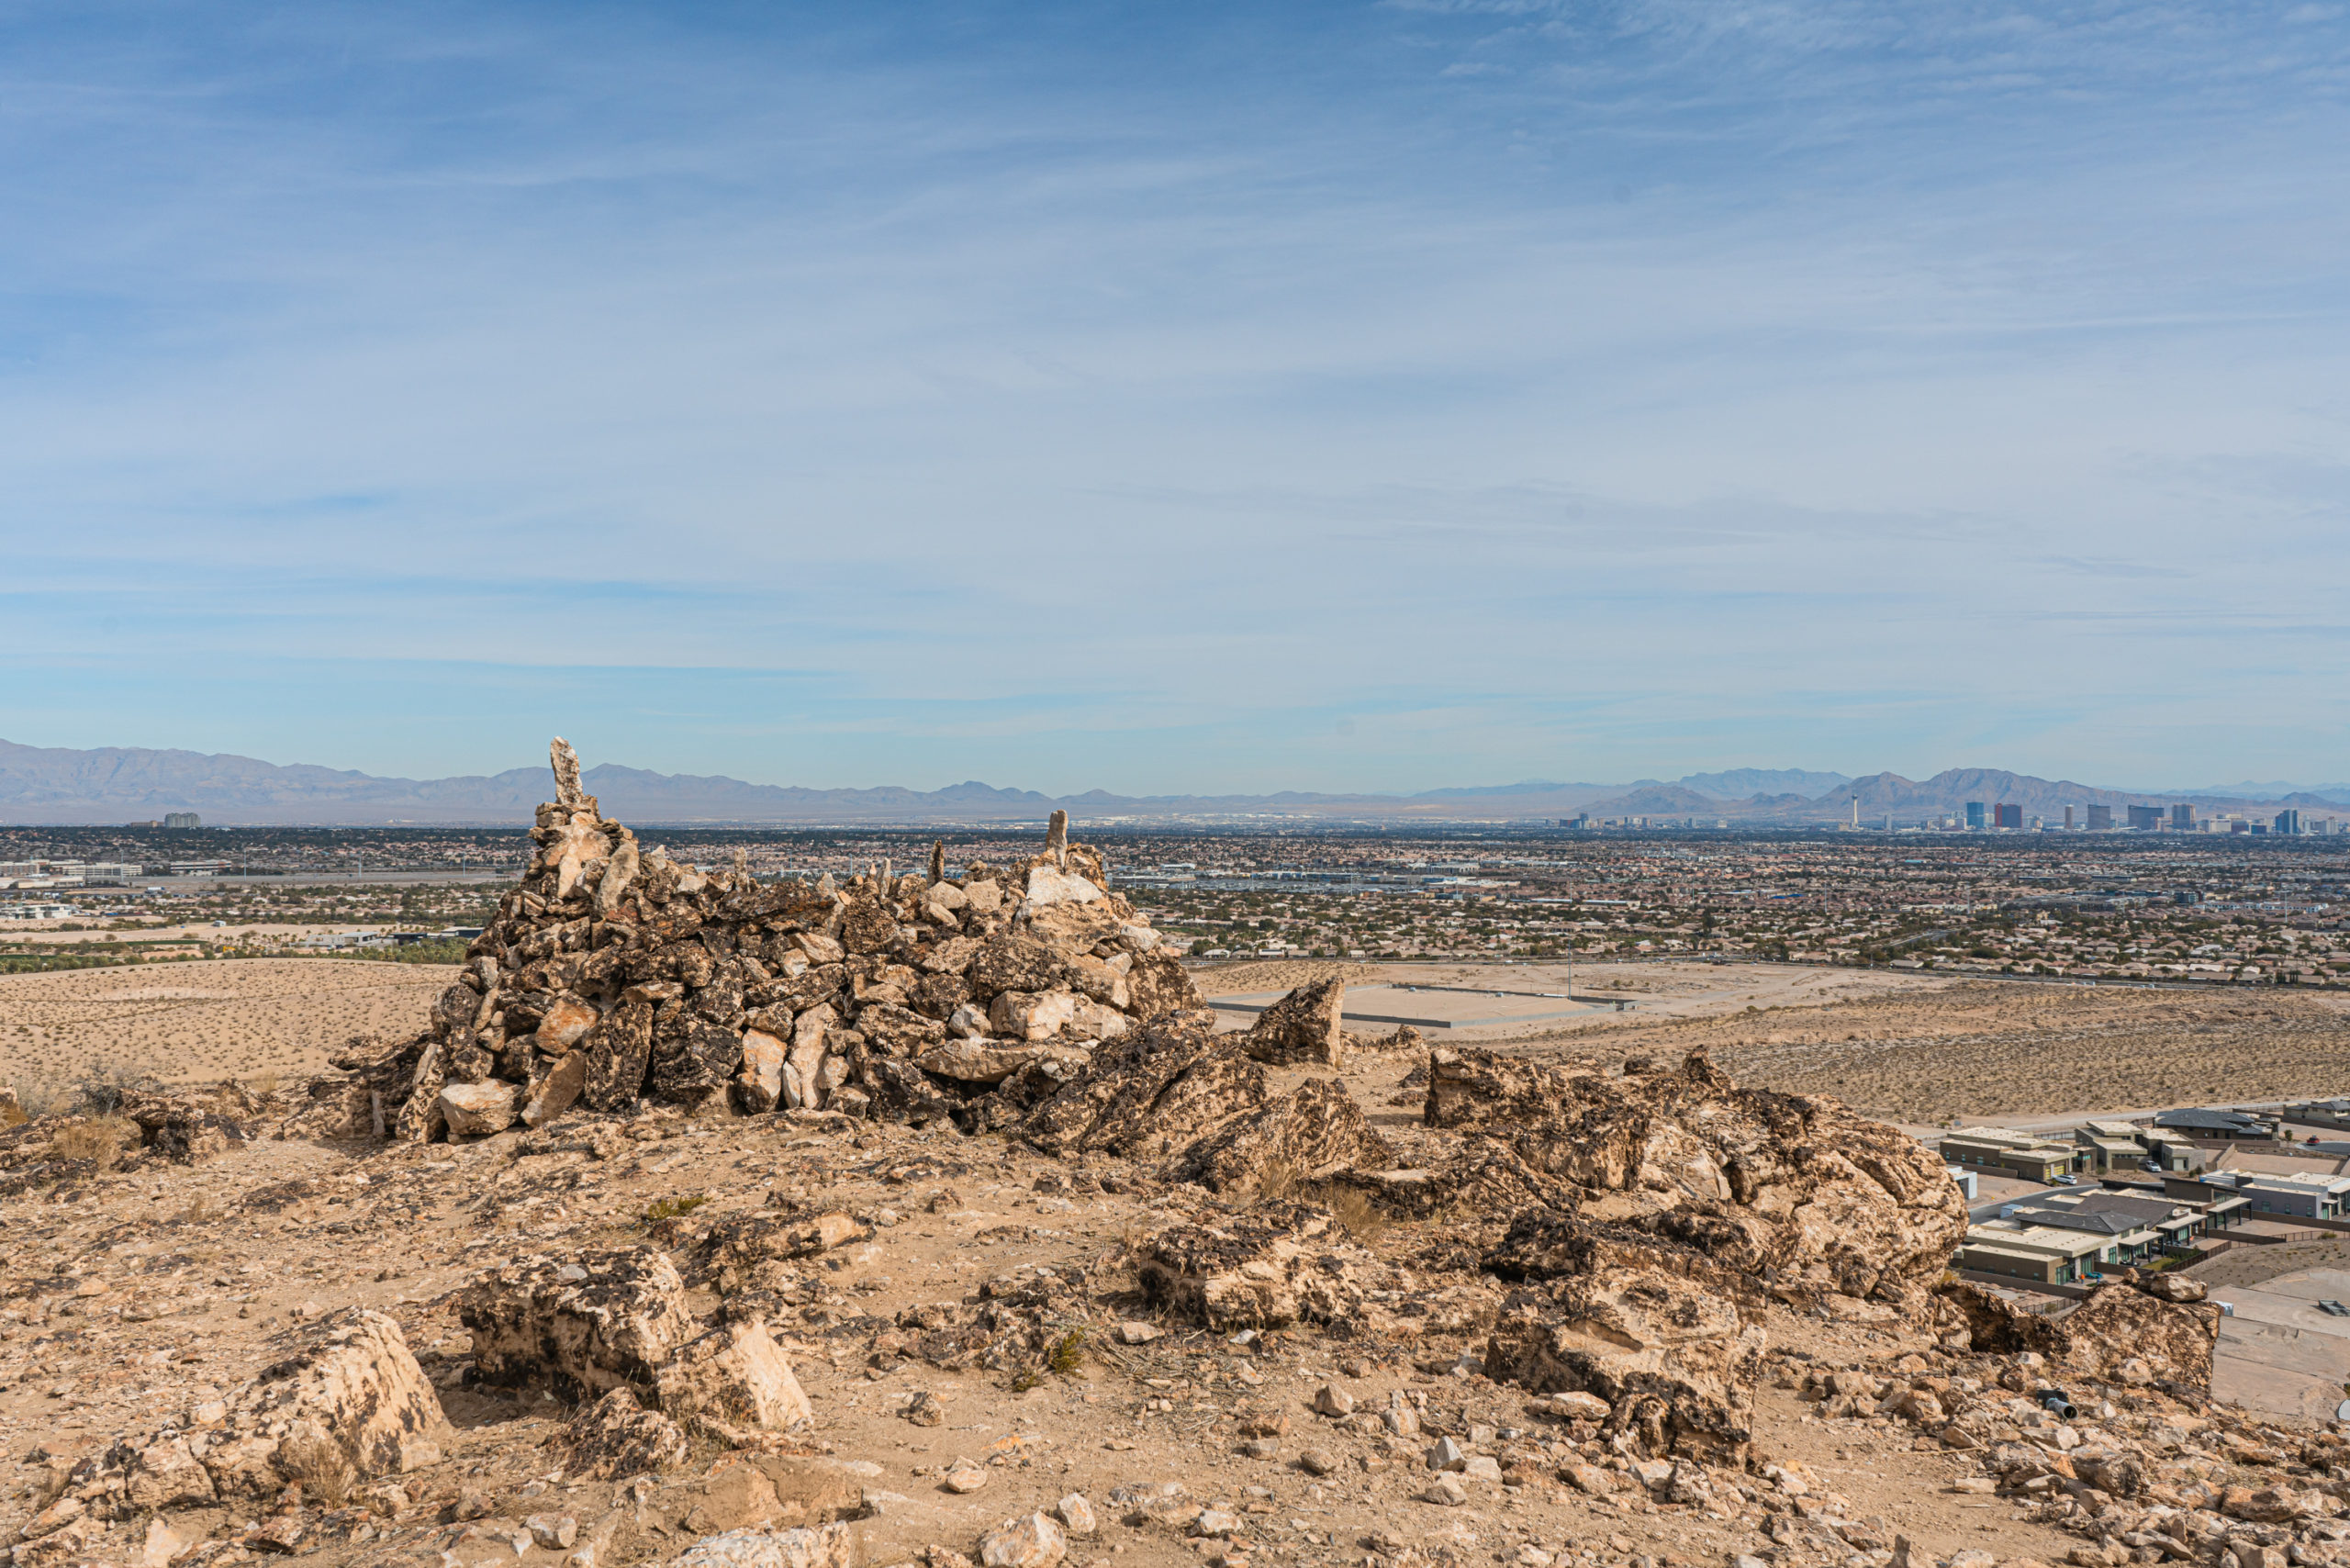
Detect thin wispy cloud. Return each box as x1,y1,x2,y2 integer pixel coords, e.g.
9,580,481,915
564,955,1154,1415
0,1,2344,793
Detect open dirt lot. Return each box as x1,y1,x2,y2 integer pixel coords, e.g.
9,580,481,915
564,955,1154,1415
1202,958,2350,1125
16,955,2348,1130
1196,959,1930,1040
1486,967,2350,1126
0,958,453,1107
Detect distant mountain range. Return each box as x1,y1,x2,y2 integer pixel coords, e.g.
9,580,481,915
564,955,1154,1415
2176,780,2350,801
1572,767,2350,823
2,739,2344,827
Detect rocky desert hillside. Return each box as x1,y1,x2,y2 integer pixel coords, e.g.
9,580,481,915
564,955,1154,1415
2,747,2335,1568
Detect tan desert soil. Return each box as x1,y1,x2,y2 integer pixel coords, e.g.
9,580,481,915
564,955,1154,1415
0,958,455,1105
0,1046,2096,1568
1513,980,2350,1124
1186,960,1381,995
2187,1236,2350,1291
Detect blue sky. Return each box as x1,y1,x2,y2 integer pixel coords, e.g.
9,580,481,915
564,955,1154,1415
4,0,2348,795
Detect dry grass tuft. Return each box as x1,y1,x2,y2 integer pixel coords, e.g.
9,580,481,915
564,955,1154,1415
51,1114,134,1162
1317,1182,1393,1243
1257,1162,1393,1242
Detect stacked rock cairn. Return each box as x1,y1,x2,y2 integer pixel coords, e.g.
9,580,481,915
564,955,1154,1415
386,739,1203,1141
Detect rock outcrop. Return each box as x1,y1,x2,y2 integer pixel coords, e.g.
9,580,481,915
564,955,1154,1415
1241,978,1346,1067
1126,1203,1501,1340
56,1312,446,1521
1006,1009,1390,1192
1404,1046,1969,1462
1933,1274,2221,1392
1427,1045,1968,1300
564,1386,690,1480
461,1246,700,1402
378,742,1201,1138
460,1245,810,1453
1483,1269,1768,1463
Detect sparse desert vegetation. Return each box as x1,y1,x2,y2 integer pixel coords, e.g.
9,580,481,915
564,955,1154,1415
0,957,453,1109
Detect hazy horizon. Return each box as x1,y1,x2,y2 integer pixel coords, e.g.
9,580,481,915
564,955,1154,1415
5,734,2347,814
6,2,2347,791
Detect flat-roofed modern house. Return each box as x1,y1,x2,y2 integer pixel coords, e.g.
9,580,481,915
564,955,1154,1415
2143,1137,2212,1174
2221,1169,2350,1219
2075,1121,2149,1173
1959,1213,2152,1283
1957,1239,2084,1285
1940,1126,2086,1183
2153,1107,2280,1141
2015,1190,2240,1254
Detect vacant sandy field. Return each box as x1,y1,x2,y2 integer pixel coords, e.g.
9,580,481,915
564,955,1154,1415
1187,958,1384,993
1530,974,2350,1124
9,952,2345,1130
0,958,453,1107
1194,958,2350,1126
1194,958,1930,1035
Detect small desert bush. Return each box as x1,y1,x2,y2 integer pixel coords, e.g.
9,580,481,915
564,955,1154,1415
271,1427,355,1506
640,1193,710,1226
52,1115,135,1162
71,1067,162,1118
1256,1162,1393,1242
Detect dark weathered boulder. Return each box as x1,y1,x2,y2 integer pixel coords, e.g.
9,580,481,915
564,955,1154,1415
564,1386,688,1480
651,1017,744,1102
837,894,900,956
1122,949,1203,1022
1015,1011,1262,1161
968,935,1069,999
118,1089,251,1164
1422,1047,1966,1301
1482,1270,1766,1463
1172,1078,1393,1193
1242,979,1346,1067
582,999,657,1113
460,1247,697,1402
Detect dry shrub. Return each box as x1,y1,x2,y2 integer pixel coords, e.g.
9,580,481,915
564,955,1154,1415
272,1423,355,1506
1257,1161,1304,1203
0,1093,26,1129
51,1115,134,1162
1318,1182,1393,1243
10,1081,67,1119
246,1073,281,1098
1255,1162,1393,1243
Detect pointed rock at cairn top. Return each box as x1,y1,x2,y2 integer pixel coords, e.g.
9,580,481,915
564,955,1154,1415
1046,810,1069,868
550,737,587,809
928,840,946,886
